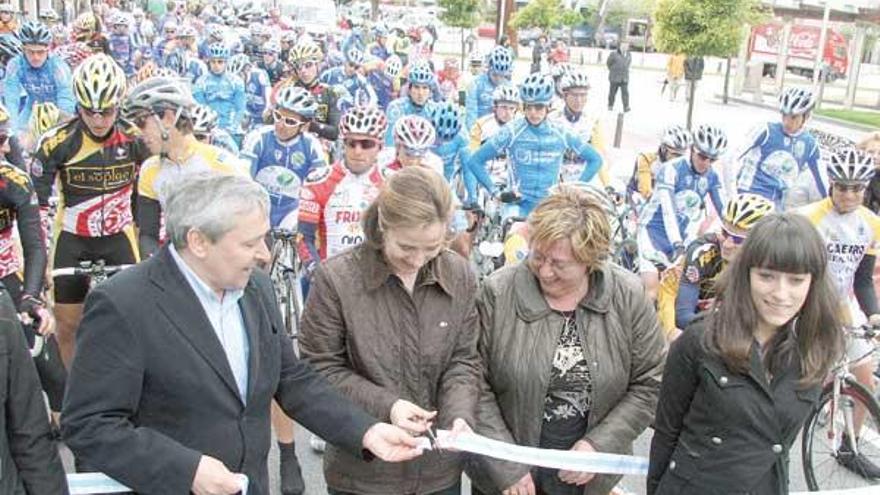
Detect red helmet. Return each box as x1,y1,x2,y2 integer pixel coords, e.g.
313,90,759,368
339,106,387,139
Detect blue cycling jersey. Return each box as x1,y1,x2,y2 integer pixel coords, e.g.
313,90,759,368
244,67,271,119
319,67,377,111
384,96,433,146
736,122,823,209
242,125,328,228
467,116,602,216
108,33,135,76
641,156,725,253
211,128,240,155
193,71,247,136
3,55,75,132
367,71,395,110
432,130,473,201
369,42,390,61
465,73,501,130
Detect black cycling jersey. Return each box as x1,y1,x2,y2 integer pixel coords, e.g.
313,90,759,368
0,162,46,302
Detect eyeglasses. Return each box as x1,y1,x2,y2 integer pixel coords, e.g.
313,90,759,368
695,151,718,163
297,60,318,69
833,182,867,194
400,146,427,157
721,227,746,245
272,110,306,127
23,47,49,55
80,106,118,119
344,138,379,150
194,132,210,142
527,251,581,272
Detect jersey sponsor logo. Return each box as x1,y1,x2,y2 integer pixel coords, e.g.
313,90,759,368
305,166,331,184
299,200,320,214
684,265,700,284
0,207,13,232
255,166,302,198
0,165,31,190
794,140,806,160
762,150,799,189
334,209,362,224
41,128,69,155
115,146,129,161
64,163,137,191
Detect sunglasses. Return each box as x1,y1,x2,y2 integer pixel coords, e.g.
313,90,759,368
400,146,427,157
833,182,866,193
81,106,117,119
272,110,306,127
297,60,318,69
24,47,49,55
344,138,379,150
721,227,746,245
194,132,210,142
695,151,718,162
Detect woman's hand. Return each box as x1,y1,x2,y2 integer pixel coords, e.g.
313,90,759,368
435,417,472,451
389,399,436,434
502,473,535,495
558,439,597,486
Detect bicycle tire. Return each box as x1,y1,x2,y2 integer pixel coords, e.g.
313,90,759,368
283,269,303,340
802,376,880,491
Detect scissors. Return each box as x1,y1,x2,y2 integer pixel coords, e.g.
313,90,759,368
425,425,443,453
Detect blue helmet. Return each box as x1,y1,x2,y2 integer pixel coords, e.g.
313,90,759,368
207,42,230,60
487,46,512,75
407,60,435,86
428,102,462,141
372,24,388,38
345,47,365,66
276,86,317,119
519,73,554,105
19,20,52,46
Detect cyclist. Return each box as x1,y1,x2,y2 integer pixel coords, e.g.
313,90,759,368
468,84,518,194
656,193,774,340
259,40,285,85
798,147,880,479
298,106,385,270
380,114,442,176
0,3,17,35
637,123,727,301
384,59,435,145
194,42,247,141
277,40,344,144
467,73,603,218
465,45,512,130
72,12,109,55
243,86,328,230
4,20,75,134
368,24,391,61
197,23,224,59
191,104,239,154
427,101,473,196
736,87,823,210
229,53,271,129
368,54,401,110
319,47,377,111
164,25,205,83
152,20,178,67
107,13,136,78
549,70,610,185
31,54,148,367
124,76,246,257
628,124,692,201
0,32,21,86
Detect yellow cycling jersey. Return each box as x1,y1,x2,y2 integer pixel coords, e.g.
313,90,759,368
548,108,609,185
138,139,247,203
633,151,659,199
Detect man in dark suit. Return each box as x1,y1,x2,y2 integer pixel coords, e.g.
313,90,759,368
61,173,423,495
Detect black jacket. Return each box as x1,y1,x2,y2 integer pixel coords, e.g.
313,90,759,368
648,318,821,495
0,287,68,494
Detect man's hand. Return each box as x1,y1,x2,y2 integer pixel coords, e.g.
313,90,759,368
390,399,436,434
362,422,424,462
436,417,472,451
503,472,536,495
557,439,596,486
191,455,243,495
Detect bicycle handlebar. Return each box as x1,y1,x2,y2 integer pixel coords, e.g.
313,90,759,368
51,263,134,279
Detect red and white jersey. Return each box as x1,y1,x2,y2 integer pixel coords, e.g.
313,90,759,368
298,161,385,260
377,147,444,177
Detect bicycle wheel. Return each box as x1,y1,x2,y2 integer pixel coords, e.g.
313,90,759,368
802,377,880,491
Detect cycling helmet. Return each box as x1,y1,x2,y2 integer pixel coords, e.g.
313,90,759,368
262,40,281,55
339,106,387,139
487,46,512,75
177,25,197,39
275,86,317,119
779,87,815,116
191,104,218,134
345,47,365,66
0,35,22,59
207,42,230,60
227,53,250,75
692,124,728,159
290,40,322,66
492,84,520,105
428,102,462,141
468,50,483,67
550,63,573,80
136,61,159,83
407,60,435,85
519,73,554,105
0,103,9,127
19,20,52,46
163,51,187,76
123,76,196,119
73,54,127,111
372,24,388,38
384,55,402,78
250,22,269,37
0,4,14,13
38,8,59,22
50,23,69,40
660,124,693,152
559,71,590,92
30,102,61,136
153,67,179,79
281,31,298,44
827,147,876,184
74,12,98,34
393,115,436,151
810,128,854,152
206,24,224,41
110,13,128,27
722,193,774,232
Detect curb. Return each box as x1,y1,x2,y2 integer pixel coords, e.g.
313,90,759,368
713,94,878,133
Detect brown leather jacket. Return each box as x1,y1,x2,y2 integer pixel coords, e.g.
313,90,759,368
299,244,481,494
468,262,666,495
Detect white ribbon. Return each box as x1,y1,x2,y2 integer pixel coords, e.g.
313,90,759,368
67,473,248,495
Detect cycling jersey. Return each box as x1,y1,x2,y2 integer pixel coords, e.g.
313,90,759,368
468,114,511,188
244,67,271,122
243,125,328,229
639,156,724,267
656,232,725,335
108,32,135,76
467,116,603,216
548,107,609,185
193,71,247,136
210,128,240,155
368,42,390,61
273,78,343,143
367,71,398,110
3,54,75,132
259,59,285,85
298,162,384,262
627,150,660,200
0,162,45,300
736,122,823,209
384,97,433,146
433,129,472,202
319,67,376,111
31,118,150,238
464,73,502,130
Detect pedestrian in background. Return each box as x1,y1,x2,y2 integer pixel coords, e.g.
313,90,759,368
665,53,686,102
607,42,631,112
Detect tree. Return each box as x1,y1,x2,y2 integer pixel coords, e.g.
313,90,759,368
653,0,765,127
510,0,580,33
439,0,482,69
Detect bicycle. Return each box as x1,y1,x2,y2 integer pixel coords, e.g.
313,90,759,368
50,259,133,288
801,324,880,491
268,228,304,340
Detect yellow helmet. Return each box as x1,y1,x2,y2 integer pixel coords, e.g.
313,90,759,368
723,193,774,232
73,54,127,111
74,12,97,34
30,102,61,136
290,40,322,66
136,61,158,84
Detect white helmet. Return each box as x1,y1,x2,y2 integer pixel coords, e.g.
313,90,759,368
661,125,693,152
827,147,875,184
393,115,435,152
779,87,815,116
692,124,728,159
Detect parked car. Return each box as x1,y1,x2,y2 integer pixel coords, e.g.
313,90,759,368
518,27,542,47
596,28,620,49
549,26,569,44
571,24,595,47
477,23,497,39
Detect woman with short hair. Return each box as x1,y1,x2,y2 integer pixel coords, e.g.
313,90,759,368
648,213,844,495
469,185,666,495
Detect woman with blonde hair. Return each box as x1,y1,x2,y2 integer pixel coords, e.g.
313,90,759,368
299,166,480,495
469,185,666,495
